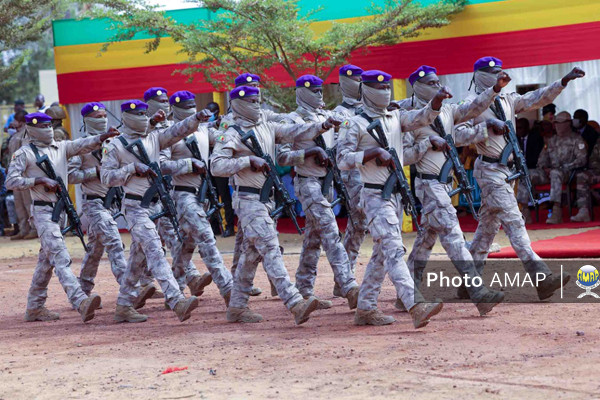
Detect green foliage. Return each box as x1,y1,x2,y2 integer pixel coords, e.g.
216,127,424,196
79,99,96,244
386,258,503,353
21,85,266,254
84,0,466,110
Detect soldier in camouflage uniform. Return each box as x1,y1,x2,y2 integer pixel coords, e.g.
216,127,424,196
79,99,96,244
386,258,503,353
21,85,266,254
68,102,155,322
211,85,333,325
337,70,449,328
100,99,206,323
331,65,366,297
571,140,600,222
279,74,359,310
6,112,116,323
518,111,587,224
456,57,584,300
159,90,234,305
402,65,511,315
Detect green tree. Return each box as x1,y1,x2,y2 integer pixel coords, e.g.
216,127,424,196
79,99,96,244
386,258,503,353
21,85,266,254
86,0,466,110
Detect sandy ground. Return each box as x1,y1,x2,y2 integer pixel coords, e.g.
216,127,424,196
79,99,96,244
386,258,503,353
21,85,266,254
0,228,599,399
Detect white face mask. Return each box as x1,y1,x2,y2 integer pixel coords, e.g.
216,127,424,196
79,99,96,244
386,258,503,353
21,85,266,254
412,80,441,107
121,113,150,136
84,117,108,135
173,106,196,123
362,84,391,114
473,70,498,93
339,75,361,103
231,98,261,124
147,99,170,117
26,126,54,146
572,118,582,129
296,87,324,111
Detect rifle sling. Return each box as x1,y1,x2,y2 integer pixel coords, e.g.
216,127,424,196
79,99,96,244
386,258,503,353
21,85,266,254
29,143,64,220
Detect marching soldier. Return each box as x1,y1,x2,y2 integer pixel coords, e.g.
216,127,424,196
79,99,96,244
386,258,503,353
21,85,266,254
211,85,337,325
518,111,587,224
402,65,511,315
279,74,360,310
337,70,450,328
6,112,117,322
457,56,584,300
100,99,208,322
160,90,234,305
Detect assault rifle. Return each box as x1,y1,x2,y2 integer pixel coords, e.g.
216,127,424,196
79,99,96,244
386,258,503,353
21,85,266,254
237,128,304,234
362,114,422,231
104,186,125,222
434,117,479,220
30,144,88,251
118,137,183,242
184,135,224,233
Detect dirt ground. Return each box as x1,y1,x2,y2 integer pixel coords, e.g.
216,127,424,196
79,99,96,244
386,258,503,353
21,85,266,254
1,228,599,400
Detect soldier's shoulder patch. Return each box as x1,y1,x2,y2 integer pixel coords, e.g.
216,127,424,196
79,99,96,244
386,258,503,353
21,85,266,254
220,121,230,131
457,100,466,105
217,134,227,143
342,120,350,127
578,142,586,150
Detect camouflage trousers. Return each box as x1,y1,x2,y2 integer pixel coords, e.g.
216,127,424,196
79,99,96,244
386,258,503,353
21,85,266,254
517,168,566,205
118,199,184,309
172,191,233,296
78,198,127,294
341,169,368,273
359,188,420,311
407,178,486,299
575,169,600,208
470,158,552,275
294,175,357,297
136,202,201,292
229,192,303,310
231,223,244,275
28,205,87,309
14,188,35,234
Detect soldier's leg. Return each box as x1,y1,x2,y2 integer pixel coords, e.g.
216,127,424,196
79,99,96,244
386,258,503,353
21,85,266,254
231,223,244,276
516,169,548,205
229,241,261,309
26,247,55,310
78,218,105,295
341,170,367,273
32,207,88,309
407,225,438,290
295,217,321,297
548,169,566,205
575,170,592,209
469,182,502,272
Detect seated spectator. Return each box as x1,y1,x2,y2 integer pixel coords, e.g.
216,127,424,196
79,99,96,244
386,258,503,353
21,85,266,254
0,166,6,236
573,109,599,162
542,103,556,122
572,140,600,222
588,120,600,133
518,112,587,224
516,117,544,169
3,99,25,132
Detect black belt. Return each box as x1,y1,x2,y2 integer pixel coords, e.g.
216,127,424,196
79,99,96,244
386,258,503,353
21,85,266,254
174,185,197,194
237,186,261,195
480,155,513,167
84,194,105,201
125,193,159,203
416,172,452,184
297,174,324,181
33,200,54,207
364,183,385,191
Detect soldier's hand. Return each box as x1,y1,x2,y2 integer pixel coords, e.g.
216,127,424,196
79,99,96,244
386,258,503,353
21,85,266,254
208,115,222,129
35,177,58,192
99,129,120,142
429,135,449,152
134,163,157,178
306,146,330,167
249,156,270,173
562,67,585,86
151,110,167,124
486,119,509,135
493,72,511,92
387,102,401,111
322,116,342,131
196,109,212,122
432,86,453,110
191,159,206,174
375,148,393,167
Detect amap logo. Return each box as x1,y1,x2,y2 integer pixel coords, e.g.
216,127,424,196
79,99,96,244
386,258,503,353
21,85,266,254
576,265,600,299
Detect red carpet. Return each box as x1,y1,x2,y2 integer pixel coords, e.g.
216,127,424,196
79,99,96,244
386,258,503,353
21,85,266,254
488,228,600,259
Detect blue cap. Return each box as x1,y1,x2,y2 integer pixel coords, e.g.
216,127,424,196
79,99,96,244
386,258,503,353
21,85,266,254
121,100,148,112
339,64,363,77
361,70,392,83
25,112,52,125
474,56,503,71
169,90,195,106
81,102,106,117
234,73,261,87
409,65,438,86
230,86,260,100
143,87,168,102
296,75,323,88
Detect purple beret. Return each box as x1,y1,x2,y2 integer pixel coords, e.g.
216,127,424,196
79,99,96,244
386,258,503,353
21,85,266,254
121,100,148,112
230,86,260,100
474,56,503,71
361,70,392,83
409,65,438,86
169,90,196,106
143,87,168,102
81,102,106,117
296,74,323,88
25,112,52,125
234,73,261,87
339,64,363,77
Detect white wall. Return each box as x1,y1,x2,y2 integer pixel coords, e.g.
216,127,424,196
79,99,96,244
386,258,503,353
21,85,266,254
38,69,59,105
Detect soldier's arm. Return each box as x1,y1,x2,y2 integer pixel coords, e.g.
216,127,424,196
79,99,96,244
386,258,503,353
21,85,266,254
402,131,431,166
589,144,600,171
272,121,327,144
393,97,414,111
263,109,287,123
100,142,136,187
68,155,97,184
159,147,193,177
5,149,35,190
536,147,550,169
511,81,565,114
65,135,104,158
564,138,588,170
454,121,489,147
336,121,362,171
210,133,250,177
276,143,305,167
452,87,497,124
158,114,202,150
395,102,441,132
